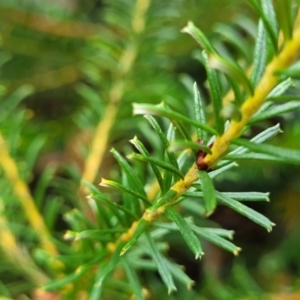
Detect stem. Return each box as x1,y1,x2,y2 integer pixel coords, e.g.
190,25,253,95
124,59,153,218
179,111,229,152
110,21,300,251
0,200,49,285
80,0,150,194
204,25,300,168
0,133,58,258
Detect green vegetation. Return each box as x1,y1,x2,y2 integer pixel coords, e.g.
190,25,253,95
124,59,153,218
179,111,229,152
1,0,300,299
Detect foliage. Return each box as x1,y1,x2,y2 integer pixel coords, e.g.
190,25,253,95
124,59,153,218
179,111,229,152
1,0,300,299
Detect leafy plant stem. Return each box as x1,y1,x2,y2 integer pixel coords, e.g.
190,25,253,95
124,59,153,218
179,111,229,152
0,133,59,261
204,25,300,168
79,0,151,206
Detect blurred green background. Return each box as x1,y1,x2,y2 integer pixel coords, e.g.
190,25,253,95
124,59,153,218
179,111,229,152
1,0,300,299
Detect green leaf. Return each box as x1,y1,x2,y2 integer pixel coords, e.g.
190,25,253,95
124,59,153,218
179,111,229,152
208,53,254,96
144,115,169,149
233,138,300,165
213,23,251,62
267,77,293,98
202,51,224,135
226,76,243,107
229,123,282,156
44,266,89,291
225,152,291,164
110,148,147,198
222,192,269,202
181,21,215,54
247,0,278,51
268,95,300,102
168,140,212,153
166,207,204,259
164,258,194,289
209,162,238,178
250,101,300,123
100,178,151,206
250,20,267,87
193,82,208,142
130,136,164,193
145,232,177,294
149,189,177,210
121,219,148,255
190,225,241,255
128,153,184,179
90,243,123,300
276,61,300,79
275,0,293,42
165,123,181,184
34,166,56,209
123,257,145,300
64,228,126,241
198,170,217,216
76,83,103,117
86,183,137,218
134,103,217,135
202,228,235,239
144,115,180,172
216,192,275,231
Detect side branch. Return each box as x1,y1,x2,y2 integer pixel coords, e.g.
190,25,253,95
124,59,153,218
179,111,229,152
204,26,300,168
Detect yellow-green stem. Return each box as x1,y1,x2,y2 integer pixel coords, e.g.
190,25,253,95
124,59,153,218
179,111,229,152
204,25,300,168
0,133,58,257
80,0,150,197
111,21,300,251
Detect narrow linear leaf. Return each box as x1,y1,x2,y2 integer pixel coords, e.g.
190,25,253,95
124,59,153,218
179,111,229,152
209,162,238,179
247,0,278,51
65,228,127,241
193,82,208,142
130,136,164,193
209,53,254,96
181,21,215,54
44,266,89,291
89,191,137,219
229,123,282,155
275,0,293,42
202,51,224,135
121,219,149,256
199,170,217,215
202,228,235,240
145,232,177,294
214,23,251,62
168,140,212,153
250,20,267,87
266,77,293,98
90,243,123,300
134,103,217,135
166,207,203,259
222,192,269,202
111,148,147,197
276,61,300,79
226,76,243,107
225,153,289,164
128,153,184,179
144,115,169,148
149,189,177,210
216,192,275,231
233,138,300,165
100,179,151,206
123,257,145,300
144,115,180,172
164,258,194,289
250,101,300,123
165,123,181,184
190,225,241,255
268,95,300,102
